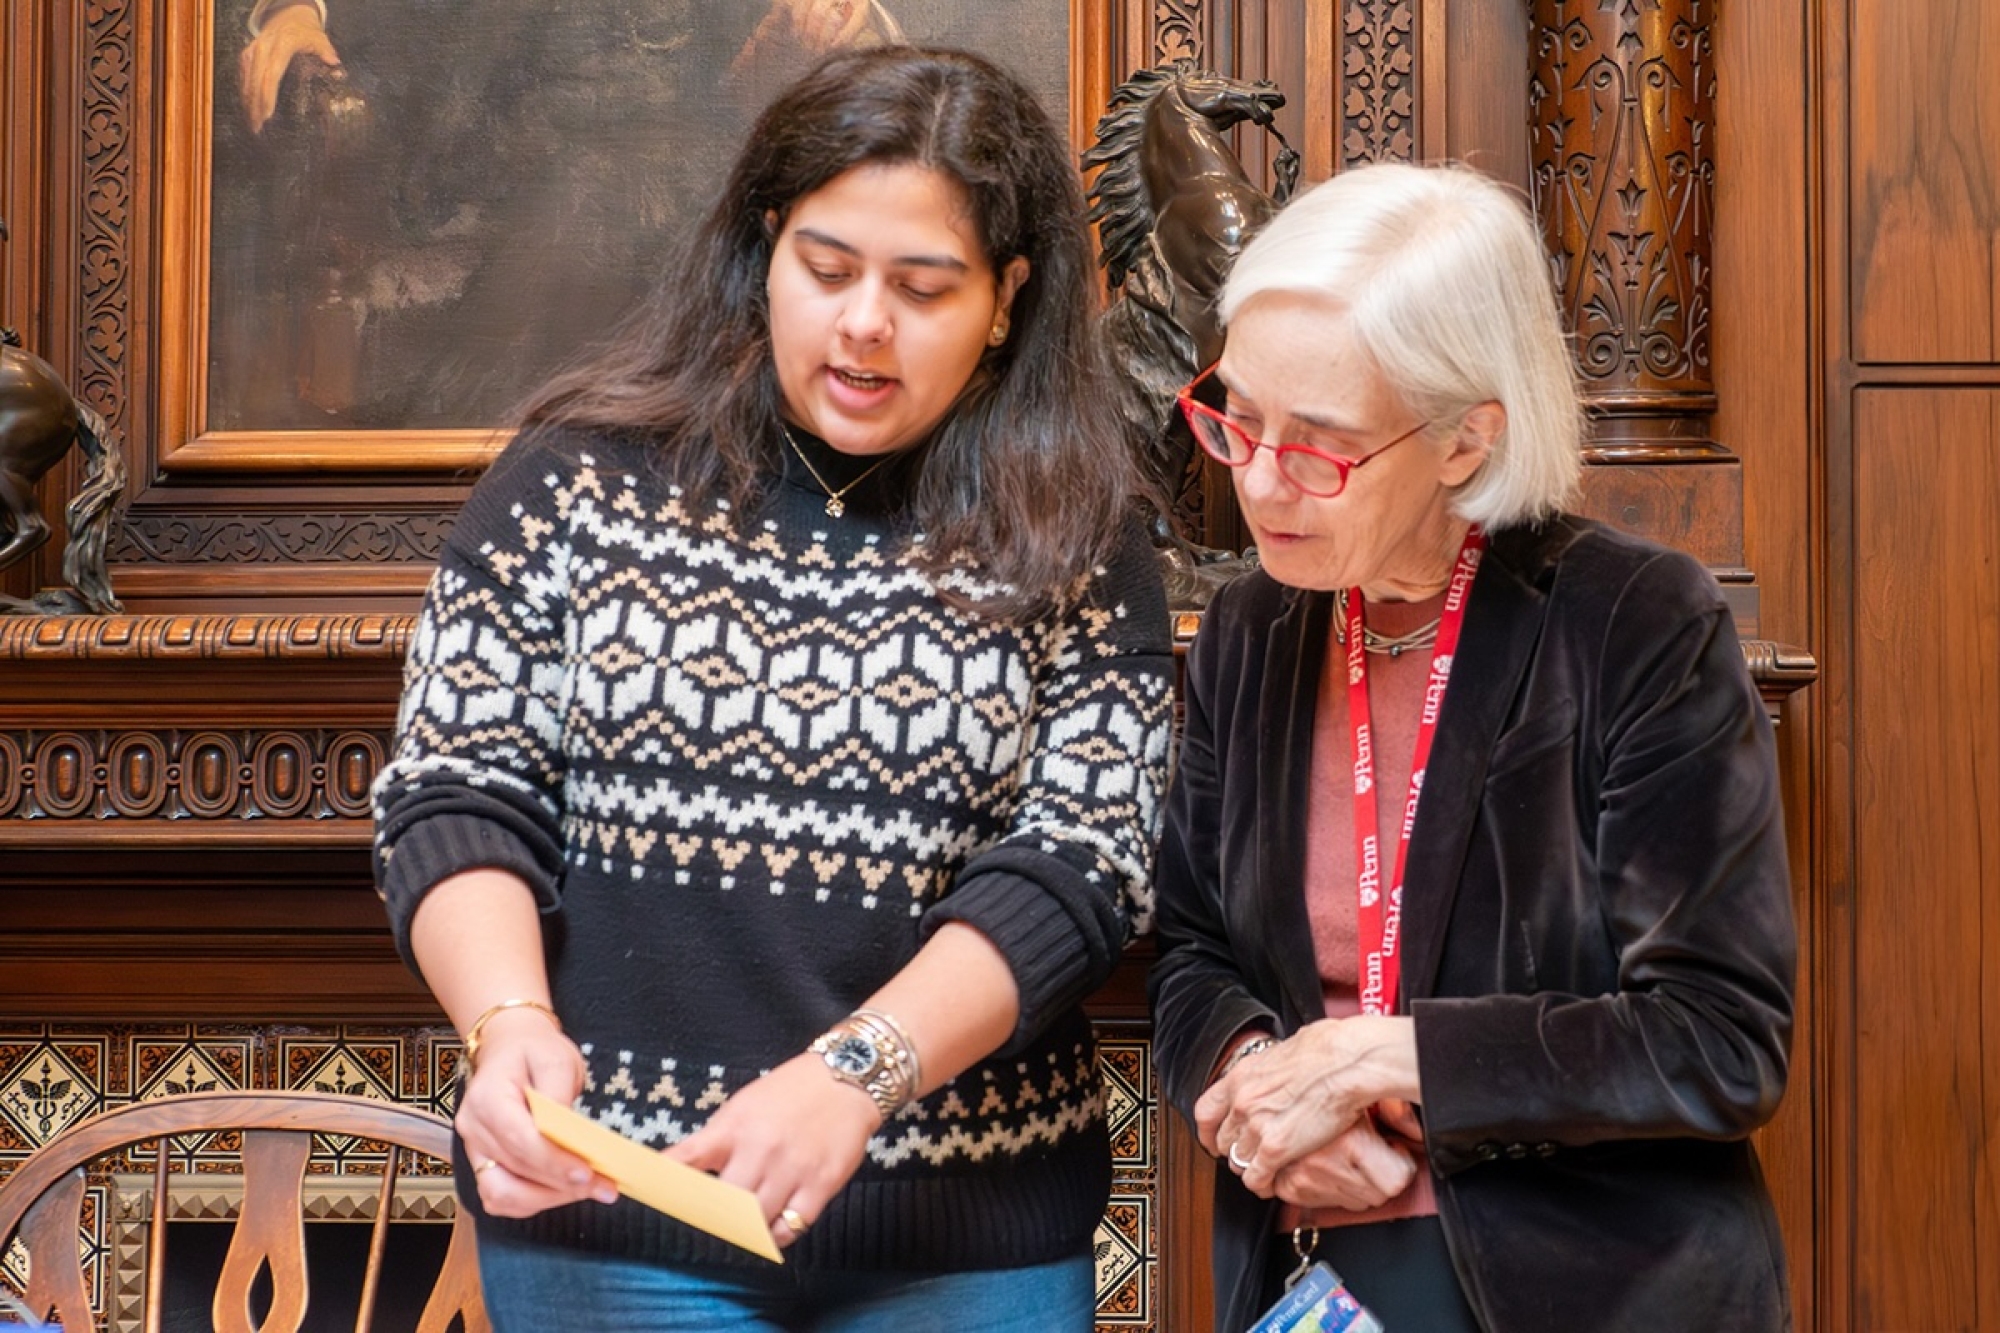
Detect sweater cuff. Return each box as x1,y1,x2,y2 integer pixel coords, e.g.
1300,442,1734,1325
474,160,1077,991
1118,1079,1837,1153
922,869,1114,1054
378,813,562,979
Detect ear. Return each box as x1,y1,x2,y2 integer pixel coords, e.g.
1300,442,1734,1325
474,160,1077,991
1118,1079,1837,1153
1441,400,1503,487
996,256,1031,313
763,208,781,240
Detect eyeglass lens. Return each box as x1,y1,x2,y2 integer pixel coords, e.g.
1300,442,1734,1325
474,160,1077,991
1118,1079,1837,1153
1185,410,1352,496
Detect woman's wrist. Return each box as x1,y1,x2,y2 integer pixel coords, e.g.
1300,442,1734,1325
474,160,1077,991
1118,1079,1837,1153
463,997,561,1072
1208,1030,1278,1088
1337,1014,1423,1105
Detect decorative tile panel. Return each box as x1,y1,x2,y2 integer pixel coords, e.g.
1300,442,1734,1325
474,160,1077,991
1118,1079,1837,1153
1095,1190,1153,1325
0,1033,108,1149
2,1023,1165,1331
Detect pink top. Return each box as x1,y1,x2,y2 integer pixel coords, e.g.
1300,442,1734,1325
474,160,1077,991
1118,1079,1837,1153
1281,590,1445,1232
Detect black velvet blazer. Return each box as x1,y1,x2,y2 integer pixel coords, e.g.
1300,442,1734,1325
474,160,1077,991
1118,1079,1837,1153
1150,515,1795,1333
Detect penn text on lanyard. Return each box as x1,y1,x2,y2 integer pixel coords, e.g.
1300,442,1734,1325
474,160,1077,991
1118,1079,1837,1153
1347,526,1485,1016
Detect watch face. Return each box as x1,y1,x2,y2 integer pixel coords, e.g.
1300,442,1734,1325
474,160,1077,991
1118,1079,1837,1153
826,1033,878,1076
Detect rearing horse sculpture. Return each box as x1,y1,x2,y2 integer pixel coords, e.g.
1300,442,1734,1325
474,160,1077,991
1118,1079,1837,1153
0,218,126,614
1083,62,1298,606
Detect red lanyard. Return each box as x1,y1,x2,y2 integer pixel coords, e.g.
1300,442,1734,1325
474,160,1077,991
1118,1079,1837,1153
1346,526,1485,1016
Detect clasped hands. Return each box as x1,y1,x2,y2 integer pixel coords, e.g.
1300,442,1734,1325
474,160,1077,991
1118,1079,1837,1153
454,1006,877,1248
1196,1014,1426,1213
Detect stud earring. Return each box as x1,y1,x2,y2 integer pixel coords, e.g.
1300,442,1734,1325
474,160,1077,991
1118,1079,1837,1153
988,315,1009,346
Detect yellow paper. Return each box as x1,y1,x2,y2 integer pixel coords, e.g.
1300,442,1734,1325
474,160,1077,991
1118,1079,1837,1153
525,1087,783,1263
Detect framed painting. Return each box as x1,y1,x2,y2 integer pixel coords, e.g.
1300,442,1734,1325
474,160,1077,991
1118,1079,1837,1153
156,0,1102,475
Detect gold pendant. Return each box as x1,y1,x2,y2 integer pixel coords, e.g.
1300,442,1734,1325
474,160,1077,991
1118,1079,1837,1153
825,498,844,517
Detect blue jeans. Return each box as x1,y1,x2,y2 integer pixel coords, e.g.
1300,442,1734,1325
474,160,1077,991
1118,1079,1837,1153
476,1230,1098,1332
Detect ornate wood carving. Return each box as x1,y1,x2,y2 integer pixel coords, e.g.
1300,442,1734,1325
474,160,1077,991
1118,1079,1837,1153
0,612,410,659
0,727,389,823
110,512,453,565
1154,1,1205,63
1341,0,1419,166
1,614,409,846
78,0,137,437
1529,0,1722,456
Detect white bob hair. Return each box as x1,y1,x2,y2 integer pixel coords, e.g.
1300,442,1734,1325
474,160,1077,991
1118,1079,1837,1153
1219,162,1583,530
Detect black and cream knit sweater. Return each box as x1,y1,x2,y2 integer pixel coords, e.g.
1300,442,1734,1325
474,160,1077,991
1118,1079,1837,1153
373,425,1174,1271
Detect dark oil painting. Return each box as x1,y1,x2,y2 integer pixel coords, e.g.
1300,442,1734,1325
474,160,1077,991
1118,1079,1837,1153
205,0,1072,433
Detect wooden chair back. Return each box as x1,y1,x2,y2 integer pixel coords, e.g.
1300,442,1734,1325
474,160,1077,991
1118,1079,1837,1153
0,1089,488,1333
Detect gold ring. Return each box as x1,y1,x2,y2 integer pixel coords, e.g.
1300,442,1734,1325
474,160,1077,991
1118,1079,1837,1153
779,1206,811,1236
472,1158,499,1176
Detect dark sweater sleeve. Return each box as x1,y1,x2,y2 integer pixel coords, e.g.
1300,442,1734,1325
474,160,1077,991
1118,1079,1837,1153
921,519,1176,1051
371,432,575,980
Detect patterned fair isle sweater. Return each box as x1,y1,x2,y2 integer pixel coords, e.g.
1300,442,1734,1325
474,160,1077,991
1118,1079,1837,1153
373,425,1175,1272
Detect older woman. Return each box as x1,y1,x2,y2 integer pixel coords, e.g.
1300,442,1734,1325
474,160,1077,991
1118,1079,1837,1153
1149,162,1794,1333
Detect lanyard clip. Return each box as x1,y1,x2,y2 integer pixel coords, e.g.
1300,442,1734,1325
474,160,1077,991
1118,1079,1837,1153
1285,1225,1321,1290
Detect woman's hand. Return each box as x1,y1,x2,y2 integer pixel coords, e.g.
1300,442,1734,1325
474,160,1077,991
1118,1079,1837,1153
785,0,871,51
1268,1114,1421,1210
238,4,340,133
667,1052,880,1247
453,1007,615,1218
1197,1014,1422,1195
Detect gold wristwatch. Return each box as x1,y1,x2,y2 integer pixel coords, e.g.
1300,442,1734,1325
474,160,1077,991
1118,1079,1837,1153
810,1008,921,1119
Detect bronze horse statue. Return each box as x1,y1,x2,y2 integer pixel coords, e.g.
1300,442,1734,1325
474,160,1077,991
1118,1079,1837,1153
1083,62,1298,607
0,218,126,614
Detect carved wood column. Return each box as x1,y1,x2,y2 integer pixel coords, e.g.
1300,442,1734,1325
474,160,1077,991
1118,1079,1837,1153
1528,0,1755,607
1527,0,1815,701
1532,0,1718,449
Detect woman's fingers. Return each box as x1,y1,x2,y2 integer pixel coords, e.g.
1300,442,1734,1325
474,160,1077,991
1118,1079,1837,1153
455,1024,613,1214
665,1054,877,1246
1271,1122,1420,1211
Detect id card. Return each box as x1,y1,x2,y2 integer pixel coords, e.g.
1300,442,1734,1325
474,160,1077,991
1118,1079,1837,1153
1245,1261,1385,1333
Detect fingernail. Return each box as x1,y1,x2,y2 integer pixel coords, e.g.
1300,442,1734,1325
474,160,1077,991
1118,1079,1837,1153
593,1185,618,1205
568,1169,591,1186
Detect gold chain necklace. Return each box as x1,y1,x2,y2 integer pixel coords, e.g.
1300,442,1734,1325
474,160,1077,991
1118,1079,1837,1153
780,424,893,518
1335,588,1443,659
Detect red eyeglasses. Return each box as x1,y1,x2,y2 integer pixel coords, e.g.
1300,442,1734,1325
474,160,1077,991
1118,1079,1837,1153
1175,363,1432,498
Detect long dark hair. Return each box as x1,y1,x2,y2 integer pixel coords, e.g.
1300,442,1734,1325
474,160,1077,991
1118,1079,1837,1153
517,46,1137,621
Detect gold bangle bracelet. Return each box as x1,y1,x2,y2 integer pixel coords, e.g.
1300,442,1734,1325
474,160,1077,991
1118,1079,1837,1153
462,998,561,1072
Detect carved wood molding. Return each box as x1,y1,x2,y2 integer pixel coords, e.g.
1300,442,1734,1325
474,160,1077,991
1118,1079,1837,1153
110,512,453,565
0,616,410,842
0,613,412,660
0,727,387,824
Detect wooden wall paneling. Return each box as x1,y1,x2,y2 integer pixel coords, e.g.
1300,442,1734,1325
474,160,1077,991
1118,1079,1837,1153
1,0,51,373
2,0,56,605
1848,1,2000,365
1438,0,1528,188
1849,388,1999,1331
1818,4,1861,1328
1825,0,2000,1328
1711,1,1817,1325
1158,1105,1219,1331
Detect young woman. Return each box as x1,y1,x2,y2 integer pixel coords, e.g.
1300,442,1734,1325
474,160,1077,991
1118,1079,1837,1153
373,46,1174,1330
